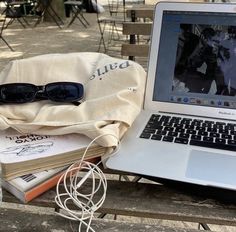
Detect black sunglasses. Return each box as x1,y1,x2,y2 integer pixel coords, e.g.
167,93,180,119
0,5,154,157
0,82,84,104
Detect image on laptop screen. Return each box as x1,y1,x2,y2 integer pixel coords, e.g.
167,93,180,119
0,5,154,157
153,10,236,109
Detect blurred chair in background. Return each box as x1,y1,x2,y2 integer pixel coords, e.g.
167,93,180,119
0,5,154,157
34,0,64,28
96,0,126,53
64,0,89,27
3,0,30,28
0,12,14,50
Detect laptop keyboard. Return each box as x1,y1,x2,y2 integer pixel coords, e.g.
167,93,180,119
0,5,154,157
140,114,236,152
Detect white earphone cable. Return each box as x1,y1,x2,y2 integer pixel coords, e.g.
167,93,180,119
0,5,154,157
54,133,120,232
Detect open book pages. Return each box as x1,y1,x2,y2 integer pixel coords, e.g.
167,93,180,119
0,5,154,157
0,129,107,180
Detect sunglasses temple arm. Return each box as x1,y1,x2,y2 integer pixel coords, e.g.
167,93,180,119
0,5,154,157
72,101,81,106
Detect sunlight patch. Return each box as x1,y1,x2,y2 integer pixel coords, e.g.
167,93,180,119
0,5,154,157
62,29,74,33
0,51,23,59
76,32,90,38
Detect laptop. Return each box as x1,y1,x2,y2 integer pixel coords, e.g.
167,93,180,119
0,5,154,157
106,1,236,191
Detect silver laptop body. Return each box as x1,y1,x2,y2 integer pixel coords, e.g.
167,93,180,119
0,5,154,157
106,2,236,190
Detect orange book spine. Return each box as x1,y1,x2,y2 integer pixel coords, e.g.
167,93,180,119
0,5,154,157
24,170,64,203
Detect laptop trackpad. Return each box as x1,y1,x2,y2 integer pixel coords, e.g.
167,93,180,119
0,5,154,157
186,150,236,186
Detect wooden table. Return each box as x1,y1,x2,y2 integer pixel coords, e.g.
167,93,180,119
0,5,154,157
1,168,236,231
34,0,64,28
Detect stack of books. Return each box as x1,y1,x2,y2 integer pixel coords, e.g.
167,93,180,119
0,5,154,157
0,129,106,203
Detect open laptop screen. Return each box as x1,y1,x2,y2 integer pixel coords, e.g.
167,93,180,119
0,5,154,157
153,10,236,109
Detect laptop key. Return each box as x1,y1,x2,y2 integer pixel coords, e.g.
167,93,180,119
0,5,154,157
215,138,226,144
216,121,226,125
224,125,232,131
205,120,214,124
228,140,236,145
191,121,202,126
195,126,205,131
148,120,162,126
168,131,178,137
150,114,161,121
160,115,171,122
198,131,208,136
151,134,162,140
179,133,190,139
190,140,236,151
174,137,188,144
170,117,181,123
191,135,201,140
213,124,224,130
209,132,220,138
203,136,214,142
143,128,156,134
162,136,174,142
175,128,185,133
207,127,217,133
146,124,162,130
153,125,163,130
227,124,236,130
219,129,228,134
185,125,195,130
186,129,196,135
164,122,173,127
230,131,236,136
164,126,174,131
140,133,151,139
221,134,232,140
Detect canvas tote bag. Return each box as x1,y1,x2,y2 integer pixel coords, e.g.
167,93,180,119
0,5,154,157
0,53,146,147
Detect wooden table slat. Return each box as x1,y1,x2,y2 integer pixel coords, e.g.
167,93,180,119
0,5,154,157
121,44,150,57
126,6,154,20
123,22,152,35
3,179,236,226
0,207,214,232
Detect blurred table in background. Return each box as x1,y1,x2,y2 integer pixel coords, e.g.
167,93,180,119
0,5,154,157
34,0,64,28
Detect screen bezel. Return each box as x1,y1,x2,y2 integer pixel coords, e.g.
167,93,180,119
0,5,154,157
145,2,236,121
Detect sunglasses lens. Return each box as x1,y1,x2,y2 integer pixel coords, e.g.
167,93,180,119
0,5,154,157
46,82,84,102
0,84,36,103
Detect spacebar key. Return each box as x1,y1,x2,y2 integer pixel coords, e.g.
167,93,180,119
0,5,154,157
190,140,236,151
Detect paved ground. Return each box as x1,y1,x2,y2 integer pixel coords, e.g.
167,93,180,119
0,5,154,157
0,8,127,72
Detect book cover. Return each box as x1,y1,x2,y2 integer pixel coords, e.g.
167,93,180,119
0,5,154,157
1,166,68,203
0,129,106,180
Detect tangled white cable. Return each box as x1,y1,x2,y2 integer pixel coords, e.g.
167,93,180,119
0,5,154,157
54,134,120,232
